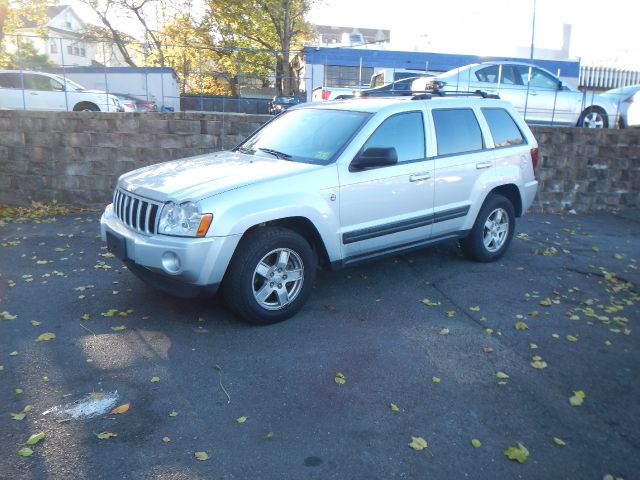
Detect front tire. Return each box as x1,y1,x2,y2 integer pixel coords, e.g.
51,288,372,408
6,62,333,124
73,102,100,112
223,227,317,324
578,107,608,128
460,194,515,262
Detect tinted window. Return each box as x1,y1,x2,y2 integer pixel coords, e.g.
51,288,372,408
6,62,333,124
482,108,526,148
515,66,558,89
363,112,425,162
433,109,483,156
0,72,22,89
23,74,62,91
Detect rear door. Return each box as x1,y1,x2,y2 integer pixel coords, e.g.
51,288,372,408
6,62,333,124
429,107,493,237
23,73,66,111
0,72,26,109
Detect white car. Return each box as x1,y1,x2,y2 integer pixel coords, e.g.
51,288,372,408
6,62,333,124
0,70,120,112
415,61,619,128
101,94,538,324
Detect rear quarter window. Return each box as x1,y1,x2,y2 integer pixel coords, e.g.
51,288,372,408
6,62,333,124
432,108,484,156
482,108,526,148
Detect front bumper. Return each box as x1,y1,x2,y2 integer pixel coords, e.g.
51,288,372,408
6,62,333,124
100,204,241,297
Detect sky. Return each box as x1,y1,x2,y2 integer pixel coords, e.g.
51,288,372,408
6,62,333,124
307,0,640,68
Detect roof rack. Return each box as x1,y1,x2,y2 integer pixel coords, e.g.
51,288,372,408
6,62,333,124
410,90,500,100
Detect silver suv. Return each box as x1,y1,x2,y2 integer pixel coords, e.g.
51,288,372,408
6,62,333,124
101,95,538,323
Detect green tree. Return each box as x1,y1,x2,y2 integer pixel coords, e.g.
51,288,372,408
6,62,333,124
5,39,54,68
0,0,52,67
205,0,316,96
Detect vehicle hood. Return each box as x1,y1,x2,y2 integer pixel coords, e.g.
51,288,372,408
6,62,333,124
118,151,319,203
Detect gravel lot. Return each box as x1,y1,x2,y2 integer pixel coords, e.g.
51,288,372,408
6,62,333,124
1,207,639,479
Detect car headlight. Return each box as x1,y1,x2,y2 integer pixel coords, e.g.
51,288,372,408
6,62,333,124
158,201,213,237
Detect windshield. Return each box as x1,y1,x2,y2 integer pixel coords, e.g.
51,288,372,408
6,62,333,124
237,108,370,165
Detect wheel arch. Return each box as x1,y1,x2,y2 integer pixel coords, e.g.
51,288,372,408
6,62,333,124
242,216,331,270
73,101,100,112
489,184,523,217
577,105,609,128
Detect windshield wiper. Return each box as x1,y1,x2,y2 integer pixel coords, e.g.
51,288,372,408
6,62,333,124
234,146,254,155
257,147,292,160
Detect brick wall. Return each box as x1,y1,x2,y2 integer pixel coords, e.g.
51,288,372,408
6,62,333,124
0,111,638,212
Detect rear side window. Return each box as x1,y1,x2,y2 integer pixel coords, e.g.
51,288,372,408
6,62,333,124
482,108,526,148
0,72,22,89
432,109,483,156
363,111,425,162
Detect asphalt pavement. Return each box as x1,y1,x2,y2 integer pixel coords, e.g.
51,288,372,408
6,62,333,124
1,208,639,479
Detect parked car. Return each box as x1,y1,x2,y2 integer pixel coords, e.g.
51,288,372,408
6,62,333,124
268,95,300,115
0,70,120,112
101,94,538,324
355,75,434,97
115,93,158,113
599,85,640,128
414,62,619,128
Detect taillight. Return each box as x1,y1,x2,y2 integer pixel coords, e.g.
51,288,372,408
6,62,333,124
530,147,539,174
321,89,330,101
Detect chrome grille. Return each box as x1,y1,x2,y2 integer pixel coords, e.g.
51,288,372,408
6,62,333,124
113,189,161,234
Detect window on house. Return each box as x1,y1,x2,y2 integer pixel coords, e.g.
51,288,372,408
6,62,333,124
80,47,86,57
67,45,73,55
65,21,72,30
50,42,58,54
73,46,79,56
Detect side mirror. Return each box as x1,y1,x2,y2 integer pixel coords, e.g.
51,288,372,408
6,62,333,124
350,147,398,171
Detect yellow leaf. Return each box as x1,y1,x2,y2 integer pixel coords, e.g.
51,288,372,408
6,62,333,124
420,298,440,307
553,437,566,446
0,365,3,370
30,320,41,326
408,436,428,451
111,325,126,331
530,343,539,349
35,332,56,342
530,359,548,369
169,411,179,417
591,246,599,252
539,298,553,307
334,372,346,385
17,447,33,457
575,390,585,398
432,376,441,383
26,432,45,445
515,321,528,330
11,412,26,421
552,333,560,339
569,393,584,407
469,306,480,312
389,403,400,413
9,351,19,356
569,315,580,321
566,335,578,342
110,403,130,415
529,310,539,317
1,311,18,320
503,443,529,463
265,432,274,440
439,328,450,335
150,376,160,383
162,437,170,443
236,416,247,424
81,314,90,321
471,438,482,448
96,432,117,439
15,389,23,394
446,310,456,317
496,371,510,379
194,451,209,461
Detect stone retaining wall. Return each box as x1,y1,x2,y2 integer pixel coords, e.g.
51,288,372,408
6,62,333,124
0,110,639,212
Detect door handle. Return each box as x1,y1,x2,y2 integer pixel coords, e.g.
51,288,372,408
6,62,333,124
476,161,493,169
29,92,38,95
409,172,431,182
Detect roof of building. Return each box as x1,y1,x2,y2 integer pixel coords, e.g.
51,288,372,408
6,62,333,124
313,25,390,45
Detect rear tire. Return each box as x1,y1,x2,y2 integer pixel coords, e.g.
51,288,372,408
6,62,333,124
223,227,317,324
460,194,515,262
578,107,608,128
73,102,100,112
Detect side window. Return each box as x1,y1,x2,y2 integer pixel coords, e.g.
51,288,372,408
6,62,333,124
362,112,425,163
482,108,526,148
0,72,22,89
516,66,559,90
475,65,499,83
432,109,484,156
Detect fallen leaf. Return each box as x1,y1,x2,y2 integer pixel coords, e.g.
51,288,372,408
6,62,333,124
26,432,45,446
529,343,538,349
17,447,33,457
446,310,456,317
1,311,18,320
591,246,599,252
265,432,274,440
30,320,41,326
496,371,510,379
15,388,23,394
483,347,494,353
9,351,18,356
503,443,529,463
110,403,130,415
11,412,26,421
539,298,553,307
35,332,56,342
389,403,400,413
111,325,126,332
334,372,346,385
530,358,548,369
236,416,247,424
566,335,578,342
553,437,566,446
552,333,560,339
194,451,209,461
162,437,170,443
96,432,117,439
469,306,480,312
515,321,528,330
439,328,450,335
408,436,428,451
81,314,90,321
169,411,179,417
471,438,482,448
432,376,441,383
420,299,440,307
569,390,585,406
150,376,160,383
